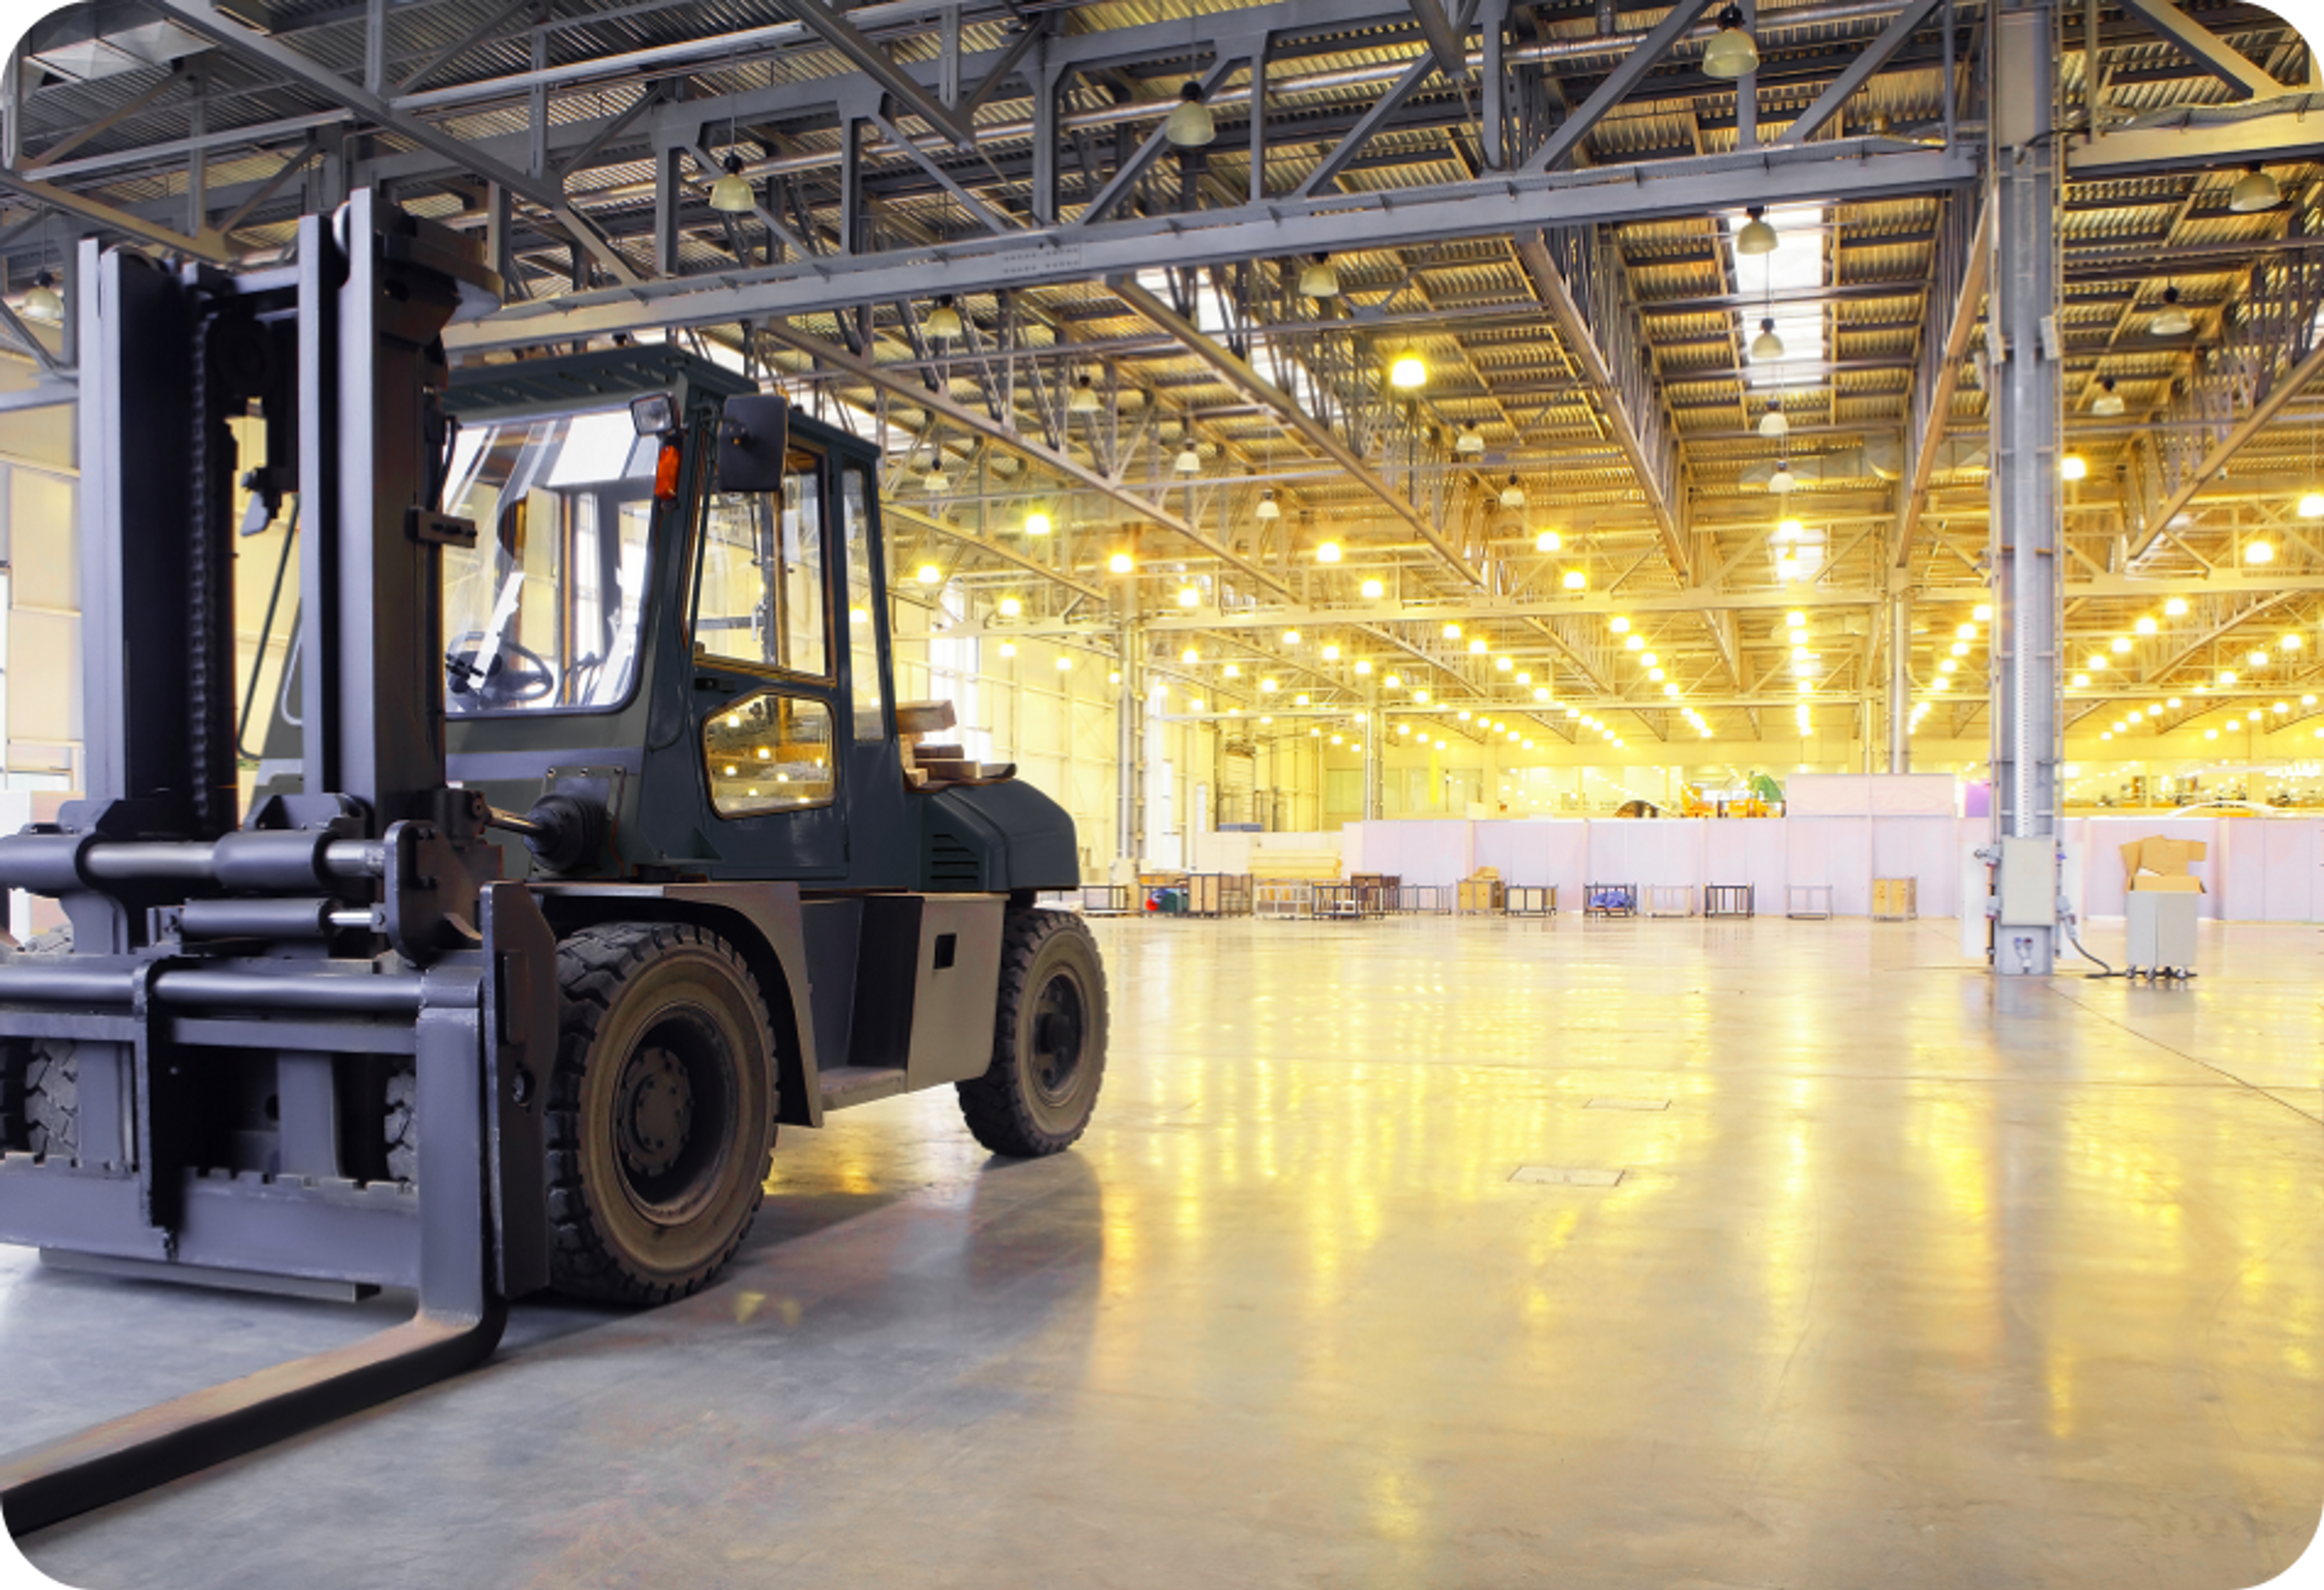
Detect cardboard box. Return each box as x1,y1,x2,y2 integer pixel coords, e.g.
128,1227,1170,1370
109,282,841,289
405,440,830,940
2120,836,2207,894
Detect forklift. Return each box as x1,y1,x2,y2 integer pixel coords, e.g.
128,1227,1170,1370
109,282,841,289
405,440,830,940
0,192,1107,1533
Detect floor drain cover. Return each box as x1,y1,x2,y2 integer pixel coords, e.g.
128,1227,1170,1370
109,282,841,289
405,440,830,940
1511,1165,1624,1187
1584,1097,1670,1111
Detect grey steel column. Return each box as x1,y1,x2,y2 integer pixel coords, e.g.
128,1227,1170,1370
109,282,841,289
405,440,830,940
1888,582,1912,773
1363,706,1384,820
1988,0,2061,975
1116,617,1141,864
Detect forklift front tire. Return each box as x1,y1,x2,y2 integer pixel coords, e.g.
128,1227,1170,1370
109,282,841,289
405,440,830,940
546,922,778,1304
959,909,1109,1157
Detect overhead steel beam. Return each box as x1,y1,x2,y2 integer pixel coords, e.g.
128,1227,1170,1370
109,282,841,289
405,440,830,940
0,172,234,263
885,500,1109,600
19,67,186,174
1521,0,1719,174
2110,0,2286,99
756,318,1298,600
1895,192,1989,568
1075,53,1245,226
865,110,1019,233
1774,0,1943,145
1293,52,1441,198
449,138,1975,353
1407,0,1471,80
1511,232,1685,578
149,0,641,284
1108,276,1485,588
2126,337,2324,560
773,0,980,148
395,0,537,94
2069,105,2324,177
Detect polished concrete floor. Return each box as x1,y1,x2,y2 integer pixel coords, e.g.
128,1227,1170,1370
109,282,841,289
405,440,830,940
6,915,2321,1589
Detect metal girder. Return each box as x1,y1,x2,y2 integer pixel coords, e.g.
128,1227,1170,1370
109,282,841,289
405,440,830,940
2069,102,2324,177
0,172,234,263
1075,53,1246,226
1774,0,1943,145
1521,0,1719,174
395,0,538,94
755,319,1297,599
1407,0,1470,81
2110,0,2286,100
885,500,1109,600
20,67,186,174
2126,337,2324,561
448,138,1975,353
687,146,819,258
1895,191,1989,568
865,111,1018,232
1511,232,1685,578
773,0,980,148
1293,52,1440,199
1108,276,1485,588
215,137,320,237
149,0,640,284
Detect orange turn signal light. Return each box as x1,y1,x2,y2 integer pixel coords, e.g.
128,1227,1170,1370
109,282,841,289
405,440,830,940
654,441,682,501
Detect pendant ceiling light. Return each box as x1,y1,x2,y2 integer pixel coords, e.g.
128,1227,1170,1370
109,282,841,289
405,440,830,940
925,295,964,340
1736,205,1779,256
1750,317,1786,360
1454,424,1485,456
1701,4,1760,78
1068,374,1100,413
2151,285,2193,338
709,153,755,213
924,461,950,493
1255,490,1281,520
22,269,61,324
2091,376,2125,417
1758,397,1788,438
2230,163,2282,214
2299,491,2324,519
1175,439,1203,475
1768,460,1798,494
1298,253,1339,298
1499,473,1526,508
1164,80,1215,148
1388,349,1428,390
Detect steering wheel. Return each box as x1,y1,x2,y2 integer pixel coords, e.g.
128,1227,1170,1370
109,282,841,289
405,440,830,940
446,632,559,708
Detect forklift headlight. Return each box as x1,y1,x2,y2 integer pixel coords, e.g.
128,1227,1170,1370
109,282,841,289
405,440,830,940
629,394,677,436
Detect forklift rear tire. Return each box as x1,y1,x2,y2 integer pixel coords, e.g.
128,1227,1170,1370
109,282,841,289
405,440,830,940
958,908,1108,1157
546,922,778,1304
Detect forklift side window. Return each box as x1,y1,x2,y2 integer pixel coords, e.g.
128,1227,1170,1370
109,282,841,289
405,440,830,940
839,465,888,741
703,689,836,816
696,454,830,678
441,407,657,715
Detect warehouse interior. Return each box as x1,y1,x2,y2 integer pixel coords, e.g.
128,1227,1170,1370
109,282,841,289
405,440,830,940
0,0,2321,1582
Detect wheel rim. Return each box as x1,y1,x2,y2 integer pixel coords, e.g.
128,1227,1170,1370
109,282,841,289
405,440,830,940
610,1009,736,1223
1028,966,1088,1106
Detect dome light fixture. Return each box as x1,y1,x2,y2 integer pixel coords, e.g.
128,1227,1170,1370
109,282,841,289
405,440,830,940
1023,510,1052,536
1361,577,1385,599
1255,490,1281,521
1388,348,1428,390
2245,538,2276,565
1561,569,1587,590
1455,424,1485,456
1315,540,1342,563
2151,285,2193,338
1178,588,1201,610
923,461,950,493
709,153,755,213
1759,396,1788,438
1704,5,1761,78
2061,453,2088,481
1768,460,1797,494
1164,80,1215,148
916,563,942,586
2091,376,2125,417
22,270,61,324
2300,491,2324,520
1751,318,1786,360
1174,439,1202,475
1499,473,1526,508
1108,551,1135,574
925,295,964,340
1068,375,1100,413
1735,203,1779,254
1535,528,1561,553
1298,253,1340,298
2230,163,2282,214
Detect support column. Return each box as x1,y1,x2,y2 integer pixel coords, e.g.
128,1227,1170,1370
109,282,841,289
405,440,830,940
1988,0,2061,975
1363,706,1384,820
1888,581,1912,772
1116,617,1141,869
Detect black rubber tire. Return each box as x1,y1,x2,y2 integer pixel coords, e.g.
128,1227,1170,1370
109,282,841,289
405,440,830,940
958,908,1108,1157
545,921,777,1304
24,1041,79,1162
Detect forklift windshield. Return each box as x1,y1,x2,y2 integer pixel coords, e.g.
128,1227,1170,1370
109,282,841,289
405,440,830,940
441,405,660,714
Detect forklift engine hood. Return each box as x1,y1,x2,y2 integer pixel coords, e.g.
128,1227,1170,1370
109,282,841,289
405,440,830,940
921,780,1078,893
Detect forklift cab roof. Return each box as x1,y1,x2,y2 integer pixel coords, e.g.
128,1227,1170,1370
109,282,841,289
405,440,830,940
446,344,755,425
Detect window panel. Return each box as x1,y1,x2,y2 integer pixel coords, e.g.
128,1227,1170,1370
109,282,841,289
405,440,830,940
703,690,836,816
